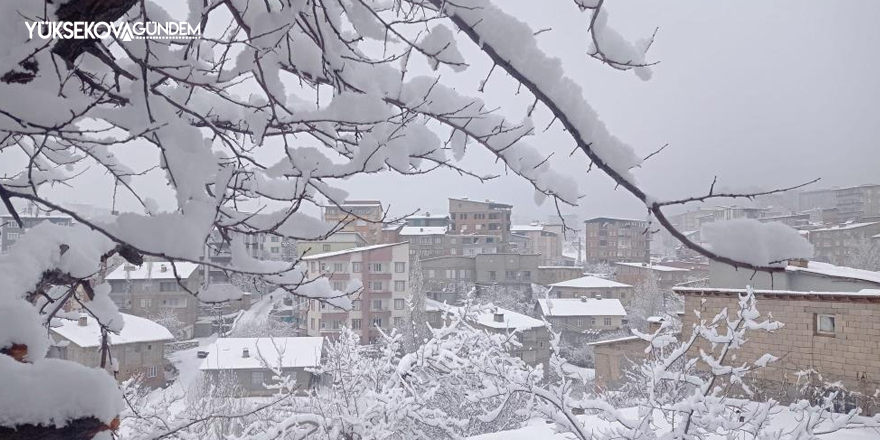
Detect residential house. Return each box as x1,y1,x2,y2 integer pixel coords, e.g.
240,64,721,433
1,208,72,253
546,276,633,306
106,261,201,339
199,337,323,396
301,242,411,344
614,262,691,292
448,198,512,248
535,297,628,345
323,200,385,244
583,217,650,264
50,313,174,388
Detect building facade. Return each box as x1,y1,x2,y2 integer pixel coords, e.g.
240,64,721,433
301,243,411,344
511,223,563,265
836,184,880,222
535,297,628,346
614,262,691,292
294,231,368,259
547,276,633,306
537,266,584,286
448,198,512,247
323,200,385,244
1,211,72,253
583,217,650,264
809,222,880,265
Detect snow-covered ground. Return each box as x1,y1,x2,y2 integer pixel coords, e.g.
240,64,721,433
470,406,880,440
560,363,595,382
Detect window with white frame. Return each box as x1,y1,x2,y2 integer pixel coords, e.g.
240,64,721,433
371,281,383,292
140,298,151,308
372,318,383,328
420,236,431,244
395,262,406,273
147,365,158,378
352,300,361,311
352,262,362,272
159,281,177,292
394,298,405,310
372,299,383,310
351,319,362,329
251,371,264,386
816,314,836,335
333,262,346,272
370,263,383,273
6,232,19,242
394,280,405,292
604,317,612,326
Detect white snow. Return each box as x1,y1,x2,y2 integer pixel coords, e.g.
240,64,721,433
675,286,880,298
199,337,324,371
511,224,545,232
537,298,627,317
475,307,546,331
615,262,689,272
198,283,245,303
399,226,449,236
701,219,814,266
105,261,200,281
301,242,408,260
786,261,880,285
811,222,880,232
51,313,174,348
549,276,631,289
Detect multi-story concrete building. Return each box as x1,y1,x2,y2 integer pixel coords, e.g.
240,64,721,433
425,300,551,371
294,231,368,259
511,223,563,265
301,242,410,344
448,198,512,247
537,266,584,286
405,213,450,228
547,276,633,306
451,233,500,256
614,262,691,292
1,209,72,253
199,337,323,396
50,313,174,388
535,297,627,346
799,188,838,213
323,200,385,244
474,253,539,294
583,217,650,264
106,261,202,339
420,255,477,303
808,222,880,265
400,225,449,260
835,184,880,222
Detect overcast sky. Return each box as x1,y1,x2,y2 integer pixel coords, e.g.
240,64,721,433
3,0,878,223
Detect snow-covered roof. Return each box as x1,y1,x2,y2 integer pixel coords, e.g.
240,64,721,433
549,276,631,289
538,266,582,270
786,261,880,285
674,286,880,299
199,337,324,371
105,261,200,280
399,226,448,236
584,216,645,223
537,298,627,317
51,313,174,348
405,213,449,220
511,224,544,232
475,307,545,331
811,221,880,232
587,335,641,346
302,242,407,260
615,262,690,272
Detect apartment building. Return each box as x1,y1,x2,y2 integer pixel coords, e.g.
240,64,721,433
583,217,650,264
323,200,385,244
420,255,477,303
294,231,368,258
836,184,880,222
1,209,72,253
448,198,512,246
50,313,174,388
405,213,450,228
400,225,449,260
511,223,563,265
799,188,838,212
301,242,410,344
106,261,201,339
474,253,539,293
537,266,584,286
808,222,880,265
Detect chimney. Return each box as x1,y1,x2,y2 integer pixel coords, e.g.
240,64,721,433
78,313,88,327
242,348,250,358
160,264,168,273
594,293,602,300
493,310,504,322
788,258,809,268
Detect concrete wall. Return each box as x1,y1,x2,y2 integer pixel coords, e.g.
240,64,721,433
55,340,167,388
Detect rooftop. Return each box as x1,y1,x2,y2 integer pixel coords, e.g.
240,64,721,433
674,286,880,300
399,226,448,236
587,335,641,347
448,197,512,208
51,313,173,348
786,261,880,285
199,337,324,371
615,262,690,272
511,224,545,232
584,216,646,224
302,242,408,260
105,261,200,281
475,307,545,331
810,221,880,232
537,298,627,317
549,276,631,289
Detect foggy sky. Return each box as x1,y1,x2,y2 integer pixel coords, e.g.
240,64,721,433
3,0,879,223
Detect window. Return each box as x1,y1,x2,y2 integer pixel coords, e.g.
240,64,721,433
446,269,455,279
147,365,158,378
433,237,442,244
320,319,326,329
372,318,383,328
395,262,406,273
505,270,516,280
486,237,494,243
333,281,344,290
371,281,383,292
353,262,362,272
420,236,431,244
333,263,346,272
489,271,496,281
817,314,836,335
600,317,612,326
271,236,280,242
323,244,331,251
353,300,361,311
6,232,19,242
450,248,457,255
311,318,315,330
428,269,436,278
332,320,341,330
251,371,264,386
394,317,404,327
522,271,531,280
372,299,383,310
394,298,405,310
159,281,177,292
351,319,362,330
460,214,468,220
488,223,500,230
140,298,151,308
394,280,406,292
161,297,185,308
370,263,383,273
